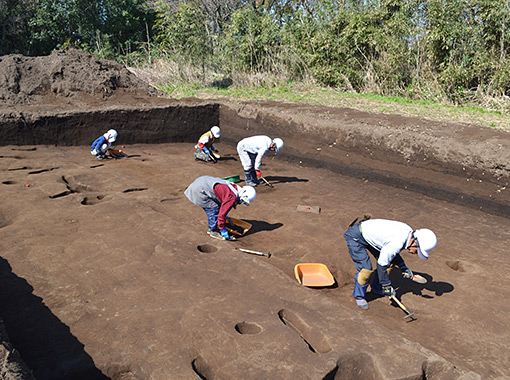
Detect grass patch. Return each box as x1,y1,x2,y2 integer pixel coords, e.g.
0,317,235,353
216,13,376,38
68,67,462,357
133,65,510,131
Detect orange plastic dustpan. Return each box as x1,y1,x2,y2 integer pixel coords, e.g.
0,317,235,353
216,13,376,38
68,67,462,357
294,263,335,287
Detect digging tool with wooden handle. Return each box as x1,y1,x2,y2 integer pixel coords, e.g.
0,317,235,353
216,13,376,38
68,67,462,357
236,248,271,258
390,295,416,320
260,176,273,187
208,153,218,163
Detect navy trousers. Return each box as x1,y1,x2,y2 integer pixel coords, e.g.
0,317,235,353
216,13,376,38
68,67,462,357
343,223,383,299
203,206,220,231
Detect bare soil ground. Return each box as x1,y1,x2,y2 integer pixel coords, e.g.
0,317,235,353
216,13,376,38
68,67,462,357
1,49,509,380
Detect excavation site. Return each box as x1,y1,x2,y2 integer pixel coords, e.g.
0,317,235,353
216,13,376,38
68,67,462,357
0,49,509,380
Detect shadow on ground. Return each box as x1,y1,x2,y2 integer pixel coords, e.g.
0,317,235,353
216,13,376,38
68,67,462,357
264,175,309,184
0,257,109,380
243,219,284,235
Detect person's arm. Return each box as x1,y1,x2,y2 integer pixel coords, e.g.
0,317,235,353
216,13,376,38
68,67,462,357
214,184,238,230
91,137,101,151
254,149,268,170
392,253,414,278
198,133,212,154
91,136,106,153
376,242,403,294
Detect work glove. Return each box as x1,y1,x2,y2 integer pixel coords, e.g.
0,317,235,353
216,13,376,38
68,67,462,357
202,147,211,155
382,285,395,298
220,228,230,239
401,267,413,279
256,170,262,178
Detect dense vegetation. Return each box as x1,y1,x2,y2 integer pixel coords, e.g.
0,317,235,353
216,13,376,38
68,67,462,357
1,0,509,113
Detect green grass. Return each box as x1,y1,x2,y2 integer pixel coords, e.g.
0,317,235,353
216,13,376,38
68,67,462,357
156,81,510,131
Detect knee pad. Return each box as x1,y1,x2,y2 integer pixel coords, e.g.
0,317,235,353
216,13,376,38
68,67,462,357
387,264,397,275
357,269,374,286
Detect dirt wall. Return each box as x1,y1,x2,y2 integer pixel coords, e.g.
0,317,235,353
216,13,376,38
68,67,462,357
0,104,219,146
219,102,510,218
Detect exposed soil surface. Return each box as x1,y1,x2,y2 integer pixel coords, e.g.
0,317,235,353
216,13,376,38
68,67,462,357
1,49,509,380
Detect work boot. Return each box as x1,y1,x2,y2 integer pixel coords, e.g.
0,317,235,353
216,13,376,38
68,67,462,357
244,170,258,186
355,298,369,310
250,168,261,185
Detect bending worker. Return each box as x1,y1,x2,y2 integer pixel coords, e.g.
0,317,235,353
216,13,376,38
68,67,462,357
343,217,437,310
184,176,256,241
90,129,118,160
195,126,221,162
237,135,284,186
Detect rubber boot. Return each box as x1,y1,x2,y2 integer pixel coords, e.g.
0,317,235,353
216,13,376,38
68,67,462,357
244,170,257,186
249,168,261,185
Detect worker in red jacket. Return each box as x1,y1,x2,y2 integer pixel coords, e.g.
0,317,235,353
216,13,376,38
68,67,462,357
185,176,256,241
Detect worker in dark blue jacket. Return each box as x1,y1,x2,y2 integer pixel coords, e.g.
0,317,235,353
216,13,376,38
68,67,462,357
91,129,118,160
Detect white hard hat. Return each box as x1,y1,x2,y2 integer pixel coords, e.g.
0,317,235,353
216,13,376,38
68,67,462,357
238,186,256,205
211,126,220,138
414,229,437,260
273,138,284,152
104,129,118,143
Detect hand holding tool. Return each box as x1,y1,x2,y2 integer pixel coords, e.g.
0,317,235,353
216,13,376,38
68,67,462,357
402,267,413,279
220,228,230,239
208,153,218,163
382,285,395,297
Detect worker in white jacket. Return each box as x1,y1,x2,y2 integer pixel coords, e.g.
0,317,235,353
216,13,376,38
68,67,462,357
343,217,437,310
237,135,284,186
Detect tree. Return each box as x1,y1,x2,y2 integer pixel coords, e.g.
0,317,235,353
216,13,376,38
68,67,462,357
154,0,213,70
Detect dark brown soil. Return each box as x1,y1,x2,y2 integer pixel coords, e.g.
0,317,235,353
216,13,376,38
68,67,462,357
1,49,509,380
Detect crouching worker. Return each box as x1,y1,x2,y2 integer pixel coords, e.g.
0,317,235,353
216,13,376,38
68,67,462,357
184,176,256,241
343,216,437,310
194,126,221,162
91,129,118,160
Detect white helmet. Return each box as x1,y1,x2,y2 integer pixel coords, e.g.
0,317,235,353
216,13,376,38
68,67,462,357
238,186,256,205
273,138,284,152
414,229,437,260
211,126,220,138
104,129,118,143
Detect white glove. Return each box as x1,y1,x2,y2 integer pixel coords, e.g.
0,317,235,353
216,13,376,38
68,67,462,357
100,143,109,153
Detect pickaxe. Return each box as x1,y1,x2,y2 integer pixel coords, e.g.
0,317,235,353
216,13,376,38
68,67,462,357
390,295,416,320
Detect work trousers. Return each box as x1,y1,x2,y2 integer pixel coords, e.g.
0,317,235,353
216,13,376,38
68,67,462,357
343,223,383,299
203,206,220,231
237,147,257,171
